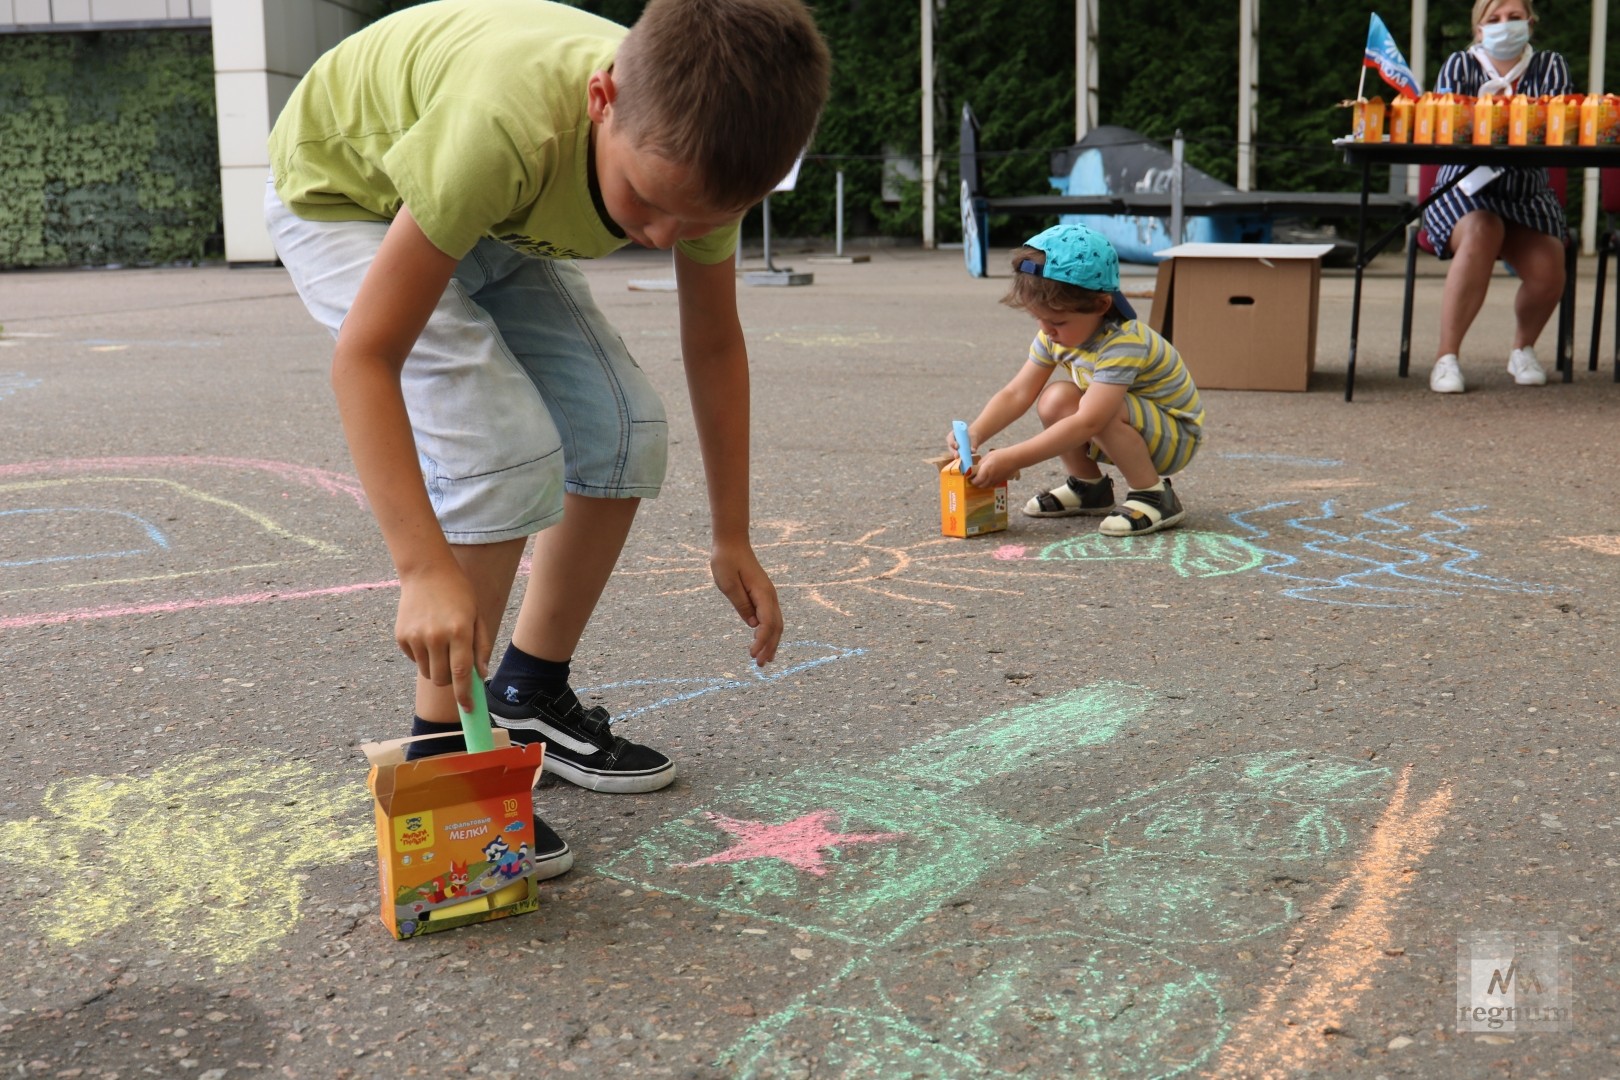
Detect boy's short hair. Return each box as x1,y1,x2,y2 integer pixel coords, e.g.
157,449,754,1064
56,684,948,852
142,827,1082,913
1001,223,1119,315
613,0,831,212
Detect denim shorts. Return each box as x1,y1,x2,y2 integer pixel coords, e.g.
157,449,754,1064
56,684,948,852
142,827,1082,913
264,180,667,544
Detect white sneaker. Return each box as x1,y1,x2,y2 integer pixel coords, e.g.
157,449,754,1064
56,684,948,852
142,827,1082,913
1508,347,1547,386
1429,354,1465,393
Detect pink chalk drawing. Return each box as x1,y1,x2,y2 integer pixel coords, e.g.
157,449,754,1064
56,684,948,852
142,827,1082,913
677,810,904,876
1,455,381,631
0,456,368,507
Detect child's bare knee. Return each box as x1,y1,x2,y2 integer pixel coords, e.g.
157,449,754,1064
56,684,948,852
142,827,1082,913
1035,385,1079,426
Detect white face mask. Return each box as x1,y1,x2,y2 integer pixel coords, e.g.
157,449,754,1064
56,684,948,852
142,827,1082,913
1480,19,1531,61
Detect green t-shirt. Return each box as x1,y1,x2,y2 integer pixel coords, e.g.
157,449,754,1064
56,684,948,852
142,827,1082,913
268,0,737,264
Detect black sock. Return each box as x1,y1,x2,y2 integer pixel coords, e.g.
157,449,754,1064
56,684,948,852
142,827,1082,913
403,715,465,761
489,644,570,709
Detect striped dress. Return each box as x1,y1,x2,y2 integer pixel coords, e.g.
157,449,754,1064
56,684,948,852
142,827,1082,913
1031,318,1204,476
1422,49,1573,257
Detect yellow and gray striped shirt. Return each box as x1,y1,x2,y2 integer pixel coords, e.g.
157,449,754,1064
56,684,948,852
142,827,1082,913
1029,318,1204,437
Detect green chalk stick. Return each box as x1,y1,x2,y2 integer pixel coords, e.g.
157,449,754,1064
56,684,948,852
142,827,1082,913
456,674,496,754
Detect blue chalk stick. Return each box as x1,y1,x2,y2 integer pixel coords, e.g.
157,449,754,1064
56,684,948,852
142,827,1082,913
952,420,973,472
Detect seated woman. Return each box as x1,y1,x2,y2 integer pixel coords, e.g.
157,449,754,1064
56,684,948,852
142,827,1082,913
1424,0,1571,394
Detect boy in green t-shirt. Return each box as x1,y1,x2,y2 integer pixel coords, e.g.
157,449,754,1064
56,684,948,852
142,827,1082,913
266,0,830,878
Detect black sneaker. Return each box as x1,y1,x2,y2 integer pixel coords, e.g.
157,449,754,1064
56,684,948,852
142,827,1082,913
530,816,574,880
402,728,572,880
487,685,676,793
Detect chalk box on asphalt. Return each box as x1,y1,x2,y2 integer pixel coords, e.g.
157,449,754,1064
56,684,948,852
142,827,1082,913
1149,243,1335,392
938,463,1008,538
361,732,545,940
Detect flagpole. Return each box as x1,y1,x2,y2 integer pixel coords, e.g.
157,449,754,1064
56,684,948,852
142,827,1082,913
1358,65,1368,101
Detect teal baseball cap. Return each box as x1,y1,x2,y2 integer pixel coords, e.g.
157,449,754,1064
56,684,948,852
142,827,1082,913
1018,224,1120,292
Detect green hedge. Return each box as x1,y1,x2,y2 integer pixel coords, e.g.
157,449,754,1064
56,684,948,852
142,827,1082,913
0,30,221,269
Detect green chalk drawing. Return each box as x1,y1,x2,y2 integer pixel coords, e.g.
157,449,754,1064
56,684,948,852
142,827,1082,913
728,938,1225,1079
881,683,1146,791
606,684,1151,943
1108,793,1351,863
600,685,1396,1077
1079,855,1295,945
1029,530,1268,579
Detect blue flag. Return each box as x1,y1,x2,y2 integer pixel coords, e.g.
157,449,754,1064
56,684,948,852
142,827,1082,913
1364,13,1422,99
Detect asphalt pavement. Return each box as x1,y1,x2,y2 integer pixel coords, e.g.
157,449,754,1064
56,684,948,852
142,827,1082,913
1,242,1616,1079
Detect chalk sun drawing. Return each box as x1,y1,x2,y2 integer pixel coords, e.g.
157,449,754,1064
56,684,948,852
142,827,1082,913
0,751,371,970
621,502,1544,617
601,684,1445,1078
618,519,1146,616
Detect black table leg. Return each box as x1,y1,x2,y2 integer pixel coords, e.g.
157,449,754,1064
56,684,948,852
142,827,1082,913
1346,160,1372,402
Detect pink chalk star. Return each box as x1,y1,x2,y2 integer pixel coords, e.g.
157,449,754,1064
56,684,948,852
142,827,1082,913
678,810,904,876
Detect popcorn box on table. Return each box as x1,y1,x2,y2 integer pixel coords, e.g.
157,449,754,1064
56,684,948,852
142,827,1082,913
1473,96,1509,145
1435,95,1475,145
1389,97,1414,143
1547,95,1582,146
1508,94,1547,146
1350,96,1385,142
361,728,545,940
1580,94,1620,146
1413,94,1437,144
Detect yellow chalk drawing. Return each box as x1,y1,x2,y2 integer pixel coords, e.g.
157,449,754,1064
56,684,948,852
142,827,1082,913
0,750,370,969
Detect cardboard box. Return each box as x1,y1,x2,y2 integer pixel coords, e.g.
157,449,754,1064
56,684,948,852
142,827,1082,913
361,732,545,940
1148,243,1335,392
939,461,1008,537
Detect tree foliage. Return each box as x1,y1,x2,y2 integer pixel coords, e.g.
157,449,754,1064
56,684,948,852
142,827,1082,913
547,0,1620,241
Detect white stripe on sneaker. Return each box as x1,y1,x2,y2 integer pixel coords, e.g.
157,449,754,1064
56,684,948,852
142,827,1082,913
493,717,601,757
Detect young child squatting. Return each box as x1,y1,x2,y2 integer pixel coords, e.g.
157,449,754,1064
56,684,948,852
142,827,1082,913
949,224,1205,536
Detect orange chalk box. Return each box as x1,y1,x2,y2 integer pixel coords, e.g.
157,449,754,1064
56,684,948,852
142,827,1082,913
362,732,545,940
938,460,1008,538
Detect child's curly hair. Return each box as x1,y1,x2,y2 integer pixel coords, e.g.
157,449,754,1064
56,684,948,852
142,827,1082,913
1000,246,1112,315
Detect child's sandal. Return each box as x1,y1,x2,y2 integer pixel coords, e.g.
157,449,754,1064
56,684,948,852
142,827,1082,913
1098,479,1185,536
1022,475,1115,518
